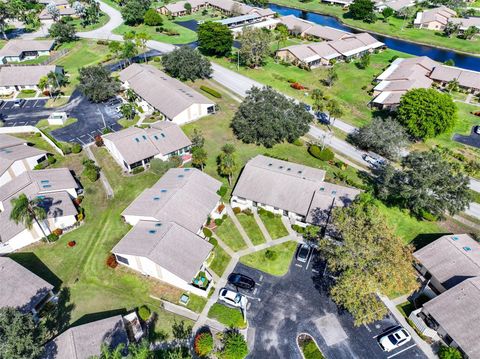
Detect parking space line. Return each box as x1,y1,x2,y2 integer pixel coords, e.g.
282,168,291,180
312,269,319,274
33,99,39,107
363,324,371,332
386,344,417,359
253,288,257,295
295,263,303,268
76,137,86,145
259,275,263,282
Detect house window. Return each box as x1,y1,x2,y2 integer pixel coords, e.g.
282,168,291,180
116,255,129,265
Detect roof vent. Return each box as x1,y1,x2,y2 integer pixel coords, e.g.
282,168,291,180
184,168,190,172
320,187,325,191
161,133,165,138
142,135,147,140
298,170,302,174
331,190,337,196
135,138,140,143
178,174,184,178
279,166,284,169
452,235,459,241
153,196,160,201
287,168,291,171
464,246,472,252
41,180,49,184
154,135,159,140
42,184,51,188
268,163,272,166
148,229,156,234
161,189,167,193
155,223,162,227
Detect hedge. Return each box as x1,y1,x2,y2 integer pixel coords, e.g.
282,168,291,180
200,85,222,98
203,227,212,238
308,145,334,161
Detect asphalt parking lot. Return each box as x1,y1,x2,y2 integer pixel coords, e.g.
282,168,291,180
453,126,480,149
0,91,123,145
225,247,427,359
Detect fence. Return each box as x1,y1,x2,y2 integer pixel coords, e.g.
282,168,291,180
0,126,64,155
0,49,70,67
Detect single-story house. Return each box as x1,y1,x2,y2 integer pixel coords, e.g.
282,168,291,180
321,0,353,7
327,33,384,60
0,257,54,315
413,234,480,294
231,155,360,226
0,65,63,94
103,121,192,173
39,6,76,20
413,6,457,30
419,277,480,359
113,168,224,296
448,16,480,31
159,0,207,17
304,25,351,41
44,315,130,359
215,13,262,29
277,42,341,69
0,168,79,253
372,56,437,109
278,15,316,36
0,134,47,187
430,65,480,94
119,64,216,125
374,0,415,12
0,40,55,63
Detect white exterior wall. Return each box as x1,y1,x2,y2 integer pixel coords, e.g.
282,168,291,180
0,229,38,254
123,215,158,226
114,253,211,297
47,214,77,230
170,103,214,125
0,171,12,187
104,138,129,171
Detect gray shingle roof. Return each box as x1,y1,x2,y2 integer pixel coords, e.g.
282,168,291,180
44,316,128,359
0,135,46,176
0,40,55,58
103,121,191,165
423,277,480,358
119,64,214,120
414,234,480,290
0,257,53,313
122,168,221,233
232,155,360,221
113,220,213,282
0,65,61,87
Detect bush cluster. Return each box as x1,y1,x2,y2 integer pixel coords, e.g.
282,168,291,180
106,254,118,268
71,142,82,154
203,227,213,238
138,305,151,321
200,85,222,98
308,145,335,161
132,166,145,174
194,332,214,357
264,249,277,261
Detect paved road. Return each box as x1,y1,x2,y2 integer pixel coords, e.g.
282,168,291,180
77,1,123,40
233,254,426,359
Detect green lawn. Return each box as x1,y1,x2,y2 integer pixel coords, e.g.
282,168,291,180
235,213,266,245
20,55,51,65
207,303,247,329
36,117,78,134
10,145,194,337
240,241,297,276
113,21,197,44
258,212,288,239
17,90,38,98
54,40,111,95
208,238,231,277
211,49,406,126
68,12,110,32
299,337,325,359
215,217,247,251
270,0,480,55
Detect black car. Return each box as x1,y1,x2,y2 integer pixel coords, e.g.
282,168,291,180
228,273,255,290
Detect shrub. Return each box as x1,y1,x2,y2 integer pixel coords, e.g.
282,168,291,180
52,228,63,236
221,329,248,359
96,39,109,45
217,203,225,213
94,135,104,147
287,78,296,83
438,346,462,359
153,56,161,62
290,82,305,90
209,237,218,246
292,224,305,234
194,332,214,357
67,240,76,247
200,85,222,98
308,145,335,161
243,208,252,216
144,8,163,26
203,227,212,238
138,305,151,321
71,142,82,153
132,166,145,174
264,249,277,261
420,210,438,222
217,185,228,197
106,254,118,268
232,207,241,215
214,218,223,226
47,233,59,242
335,160,347,170
292,138,303,146
47,155,56,165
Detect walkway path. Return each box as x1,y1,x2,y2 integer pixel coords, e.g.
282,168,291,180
379,294,436,359
252,210,273,242
226,205,255,249
85,145,114,198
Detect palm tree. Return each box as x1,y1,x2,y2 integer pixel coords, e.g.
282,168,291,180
135,32,151,63
275,24,289,53
10,193,49,241
45,71,68,98
217,143,237,186
38,76,49,96
326,99,343,127
446,78,459,93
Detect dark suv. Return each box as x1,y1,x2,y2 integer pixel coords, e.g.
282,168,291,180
227,273,255,290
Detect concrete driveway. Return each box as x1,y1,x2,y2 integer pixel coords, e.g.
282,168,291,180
227,249,426,359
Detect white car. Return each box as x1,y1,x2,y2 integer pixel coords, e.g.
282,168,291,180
218,288,248,308
362,153,385,168
378,326,412,352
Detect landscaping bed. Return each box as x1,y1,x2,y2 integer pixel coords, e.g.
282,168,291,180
298,334,325,359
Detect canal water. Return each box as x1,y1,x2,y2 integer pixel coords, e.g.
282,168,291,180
269,3,480,71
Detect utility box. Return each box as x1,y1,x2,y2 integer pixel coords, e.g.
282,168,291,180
48,112,68,125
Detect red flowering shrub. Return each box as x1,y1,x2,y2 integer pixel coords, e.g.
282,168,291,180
194,332,213,357
94,135,104,147
290,82,305,90
217,203,225,213
106,254,118,268
52,228,63,236
67,241,76,247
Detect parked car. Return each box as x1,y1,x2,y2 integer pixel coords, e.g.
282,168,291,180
106,97,123,107
474,125,480,135
13,99,25,108
296,243,311,263
301,103,312,112
218,288,248,308
315,112,329,124
362,153,385,168
378,326,412,352
228,273,255,290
